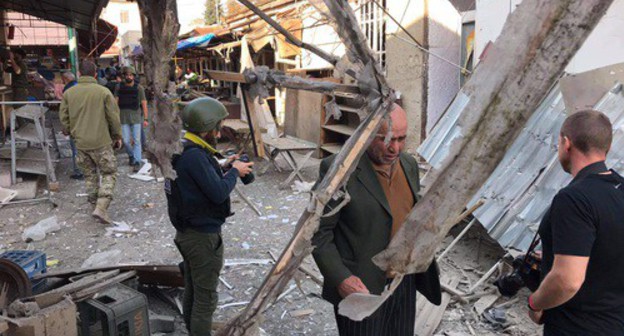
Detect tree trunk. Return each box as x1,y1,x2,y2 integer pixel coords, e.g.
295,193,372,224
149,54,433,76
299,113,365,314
136,0,181,179
373,0,615,274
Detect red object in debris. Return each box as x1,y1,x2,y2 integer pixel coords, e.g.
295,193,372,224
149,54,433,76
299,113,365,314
7,25,15,40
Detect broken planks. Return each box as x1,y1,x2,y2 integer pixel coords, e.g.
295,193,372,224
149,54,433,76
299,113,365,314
415,276,460,336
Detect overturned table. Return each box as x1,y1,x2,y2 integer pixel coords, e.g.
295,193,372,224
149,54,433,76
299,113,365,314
261,135,317,189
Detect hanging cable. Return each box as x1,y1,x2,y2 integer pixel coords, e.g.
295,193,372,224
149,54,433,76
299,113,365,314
370,0,472,74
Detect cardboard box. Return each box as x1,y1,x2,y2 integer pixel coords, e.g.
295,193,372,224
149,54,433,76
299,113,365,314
7,298,77,336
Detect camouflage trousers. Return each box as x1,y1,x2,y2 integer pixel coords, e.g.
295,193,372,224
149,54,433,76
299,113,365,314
76,146,117,201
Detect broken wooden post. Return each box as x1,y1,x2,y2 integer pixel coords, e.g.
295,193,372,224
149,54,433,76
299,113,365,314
216,1,396,334
136,0,181,179
373,0,615,275
240,88,266,158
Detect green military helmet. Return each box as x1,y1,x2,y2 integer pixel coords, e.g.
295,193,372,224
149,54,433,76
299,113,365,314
122,66,136,75
181,97,229,133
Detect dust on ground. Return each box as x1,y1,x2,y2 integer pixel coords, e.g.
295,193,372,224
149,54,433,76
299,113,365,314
0,148,540,336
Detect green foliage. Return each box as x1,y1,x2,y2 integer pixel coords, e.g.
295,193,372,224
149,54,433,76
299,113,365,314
204,0,219,25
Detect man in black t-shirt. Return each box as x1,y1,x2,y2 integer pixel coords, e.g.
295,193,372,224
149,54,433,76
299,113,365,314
528,109,624,335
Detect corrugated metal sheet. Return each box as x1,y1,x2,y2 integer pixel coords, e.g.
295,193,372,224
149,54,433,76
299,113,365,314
419,83,624,252
419,92,470,169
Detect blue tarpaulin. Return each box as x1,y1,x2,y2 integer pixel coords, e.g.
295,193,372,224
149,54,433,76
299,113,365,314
177,33,215,51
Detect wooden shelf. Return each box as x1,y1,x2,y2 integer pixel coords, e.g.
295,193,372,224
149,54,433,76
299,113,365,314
337,105,361,114
322,124,356,136
321,143,343,154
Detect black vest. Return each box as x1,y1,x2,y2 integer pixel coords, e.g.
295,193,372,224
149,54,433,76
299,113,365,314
117,83,140,110
165,143,232,232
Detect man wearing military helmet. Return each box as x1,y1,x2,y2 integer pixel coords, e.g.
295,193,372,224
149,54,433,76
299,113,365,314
165,97,253,335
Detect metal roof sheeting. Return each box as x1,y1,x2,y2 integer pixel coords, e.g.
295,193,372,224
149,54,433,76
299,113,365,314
419,83,624,252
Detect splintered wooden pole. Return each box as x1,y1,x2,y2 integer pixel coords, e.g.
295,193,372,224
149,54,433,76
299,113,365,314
240,88,265,158
217,0,393,335
373,0,615,274
136,0,181,179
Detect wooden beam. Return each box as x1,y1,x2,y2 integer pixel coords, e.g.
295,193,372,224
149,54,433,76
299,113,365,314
373,0,615,275
206,69,361,95
241,88,266,158
206,70,247,83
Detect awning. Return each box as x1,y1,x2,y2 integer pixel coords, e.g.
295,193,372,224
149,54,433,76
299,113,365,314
0,0,110,31
177,33,215,51
79,19,118,57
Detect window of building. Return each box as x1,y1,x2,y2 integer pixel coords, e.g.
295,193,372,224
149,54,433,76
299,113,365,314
356,0,387,71
120,10,129,24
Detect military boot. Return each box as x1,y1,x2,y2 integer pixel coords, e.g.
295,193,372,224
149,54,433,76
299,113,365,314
92,198,112,224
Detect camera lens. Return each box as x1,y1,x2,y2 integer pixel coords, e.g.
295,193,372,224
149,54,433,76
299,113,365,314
494,272,525,297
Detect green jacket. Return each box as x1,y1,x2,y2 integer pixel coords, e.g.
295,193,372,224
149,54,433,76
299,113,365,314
60,76,122,150
312,153,442,306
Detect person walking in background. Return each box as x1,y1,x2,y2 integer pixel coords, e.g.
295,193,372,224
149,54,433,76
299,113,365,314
114,66,148,172
60,60,122,224
59,72,83,180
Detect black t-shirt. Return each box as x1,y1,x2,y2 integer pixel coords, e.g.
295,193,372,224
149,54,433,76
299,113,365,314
539,161,624,335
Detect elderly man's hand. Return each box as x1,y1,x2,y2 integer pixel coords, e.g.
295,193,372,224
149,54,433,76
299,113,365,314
338,275,370,298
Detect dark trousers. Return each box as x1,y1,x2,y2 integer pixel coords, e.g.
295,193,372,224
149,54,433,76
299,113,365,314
174,229,224,336
334,273,418,336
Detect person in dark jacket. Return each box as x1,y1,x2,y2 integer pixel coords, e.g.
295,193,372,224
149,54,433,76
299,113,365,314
312,104,441,336
60,72,82,180
114,66,147,172
166,97,253,336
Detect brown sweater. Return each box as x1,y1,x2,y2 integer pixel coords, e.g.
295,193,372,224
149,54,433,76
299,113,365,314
373,162,415,239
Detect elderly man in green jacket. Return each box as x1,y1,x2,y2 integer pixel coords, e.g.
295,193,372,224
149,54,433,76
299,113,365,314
60,60,122,224
312,104,441,336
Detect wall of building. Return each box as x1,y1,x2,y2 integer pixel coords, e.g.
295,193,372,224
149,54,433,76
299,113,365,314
120,30,142,65
300,7,346,70
100,0,142,62
426,1,461,135
385,0,427,152
565,0,624,74
100,0,142,37
475,0,624,74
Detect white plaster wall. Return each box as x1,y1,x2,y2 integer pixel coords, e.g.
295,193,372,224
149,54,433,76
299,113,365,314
300,7,346,69
427,1,461,134
474,0,521,61
475,0,624,74
385,0,426,150
100,0,142,36
566,0,624,74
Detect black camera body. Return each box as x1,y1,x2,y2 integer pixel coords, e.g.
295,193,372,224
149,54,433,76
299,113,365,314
237,154,255,185
494,252,541,297
223,149,255,185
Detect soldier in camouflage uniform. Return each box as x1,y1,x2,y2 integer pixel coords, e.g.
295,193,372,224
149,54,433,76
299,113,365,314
60,60,122,224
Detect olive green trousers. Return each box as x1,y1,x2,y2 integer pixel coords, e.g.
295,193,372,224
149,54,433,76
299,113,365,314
175,229,224,336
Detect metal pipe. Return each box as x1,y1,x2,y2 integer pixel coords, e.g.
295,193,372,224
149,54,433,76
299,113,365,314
437,218,477,262
467,254,508,294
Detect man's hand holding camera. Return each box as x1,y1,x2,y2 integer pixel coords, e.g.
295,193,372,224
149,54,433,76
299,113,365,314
232,159,253,178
